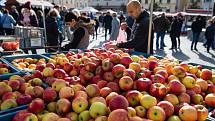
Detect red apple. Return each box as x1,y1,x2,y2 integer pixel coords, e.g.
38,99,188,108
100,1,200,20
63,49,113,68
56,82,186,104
86,84,100,97
200,69,212,80
102,59,114,71
85,62,97,72
149,83,167,98
56,98,71,115
108,109,129,121
179,105,197,121
103,72,114,82
123,69,136,80
172,66,186,78
119,76,134,91
207,84,215,93
120,56,133,67
107,82,120,93
63,62,73,73
110,53,120,64
147,106,166,121
156,70,168,79
168,80,186,95
46,63,55,69
194,105,208,121
97,80,108,89
43,87,57,102
136,78,152,92
53,69,68,79
31,70,43,79
106,92,118,105
109,95,129,111
151,74,166,84
178,93,190,104
95,66,104,76
112,64,126,79
16,94,33,105
157,101,174,117
126,90,142,107
148,60,158,71
28,98,45,114
205,93,215,107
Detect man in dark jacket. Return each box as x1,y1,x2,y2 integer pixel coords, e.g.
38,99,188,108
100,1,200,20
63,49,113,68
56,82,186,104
103,12,112,40
10,6,19,22
109,0,154,54
191,16,205,51
153,13,170,50
205,20,215,53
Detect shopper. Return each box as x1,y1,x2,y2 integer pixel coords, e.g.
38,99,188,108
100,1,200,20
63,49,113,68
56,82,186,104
108,0,154,54
110,13,120,41
37,10,44,28
19,1,38,27
153,13,170,50
98,13,104,33
103,12,112,40
205,20,215,53
10,6,19,22
46,9,60,52
54,5,64,46
94,17,99,39
176,13,184,48
1,9,16,35
170,16,178,50
191,16,204,51
62,12,90,50
120,22,131,41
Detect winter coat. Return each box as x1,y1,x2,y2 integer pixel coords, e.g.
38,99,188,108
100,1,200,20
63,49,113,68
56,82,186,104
205,25,215,40
191,20,204,33
1,14,16,29
19,9,38,27
103,15,112,29
46,17,59,46
153,16,170,32
110,17,120,41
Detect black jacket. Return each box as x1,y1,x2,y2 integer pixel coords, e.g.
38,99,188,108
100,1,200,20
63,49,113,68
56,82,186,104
191,20,204,33
117,11,154,54
153,16,170,32
205,25,215,40
103,15,112,28
46,17,59,45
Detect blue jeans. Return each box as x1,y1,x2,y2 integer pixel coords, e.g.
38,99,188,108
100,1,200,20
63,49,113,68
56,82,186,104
156,32,165,49
191,32,200,49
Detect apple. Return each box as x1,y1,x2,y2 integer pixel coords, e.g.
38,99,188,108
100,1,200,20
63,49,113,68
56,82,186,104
47,102,57,112
189,66,199,75
172,66,186,78
167,115,181,121
43,87,57,102
89,102,108,118
56,98,71,115
59,86,74,99
178,93,190,104
205,93,215,107
0,99,17,111
179,105,197,121
108,109,129,121
148,60,158,71
120,56,133,67
32,86,44,98
57,118,71,121
42,67,54,77
110,53,120,64
0,82,12,97
29,78,42,86
74,91,88,99
168,80,186,95
107,82,120,93
151,74,166,84
2,92,17,101
100,87,112,98
157,101,174,117
97,80,108,89
191,94,204,105
106,92,118,105
164,94,179,106
119,76,134,91
52,79,67,92
102,59,113,71
85,62,97,72
149,83,167,98
140,94,157,109
103,72,114,82
129,62,141,73
194,105,208,121
90,97,106,105
123,69,136,80
53,69,68,79
95,116,108,121
13,111,38,121
135,106,146,118
126,90,142,107
180,63,190,72
66,112,78,121
46,63,55,69
95,66,104,76
196,79,208,92
78,110,91,121
182,76,196,89
147,106,166,121
32,70,43,79
112,64,126,78
135,78,152,92
16,94,33,105
127,107,136,117
91,75,102,84
63,62,73,73
69,68,79,76
207,84,215,93
41,112,60,121
156,70,168,79
167,75,179,82
72,97,88,113
8,79,20,91
86,84,100,97
109,95,129,111
190,84,202,94
24,86,36,98
28,98,45,114
200,69,212,80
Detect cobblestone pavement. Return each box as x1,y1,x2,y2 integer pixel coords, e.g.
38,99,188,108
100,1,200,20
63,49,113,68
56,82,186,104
88,32,215,68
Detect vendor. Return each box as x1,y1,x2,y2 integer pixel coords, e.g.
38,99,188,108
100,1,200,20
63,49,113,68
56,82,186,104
110,0,154,54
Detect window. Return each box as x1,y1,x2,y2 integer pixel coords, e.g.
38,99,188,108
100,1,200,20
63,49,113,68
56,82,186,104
167,0,170,3
145,0,148,4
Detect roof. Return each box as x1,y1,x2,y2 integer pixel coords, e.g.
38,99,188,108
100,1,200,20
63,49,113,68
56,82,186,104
17,0,53,8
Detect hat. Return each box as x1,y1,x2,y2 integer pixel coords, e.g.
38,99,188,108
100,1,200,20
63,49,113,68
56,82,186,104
23,1,31,9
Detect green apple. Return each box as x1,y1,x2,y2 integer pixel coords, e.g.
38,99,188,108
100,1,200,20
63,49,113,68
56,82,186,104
30,78,43,86
1,99,17,110
79,110,91,121
72,97,88,113
127,107,136,117
131,55,140,62
47,102,57,112
0,82,12,97
135,106,146,118
140,94,157,109
89,102,108,118
192,94,204,105
182,76,196,89
167,115,181,121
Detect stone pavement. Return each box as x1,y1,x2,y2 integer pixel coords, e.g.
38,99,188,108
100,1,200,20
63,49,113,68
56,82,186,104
88,32,215,68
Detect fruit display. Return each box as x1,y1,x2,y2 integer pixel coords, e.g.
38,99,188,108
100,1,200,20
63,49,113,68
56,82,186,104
0,48,214,121
0,62,13,75
1,41,19,51
0,74,46,112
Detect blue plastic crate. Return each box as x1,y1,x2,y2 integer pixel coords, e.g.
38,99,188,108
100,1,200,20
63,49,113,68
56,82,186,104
0,59,21,80
0,108,27,121
207,112,215,121
1,54,50,72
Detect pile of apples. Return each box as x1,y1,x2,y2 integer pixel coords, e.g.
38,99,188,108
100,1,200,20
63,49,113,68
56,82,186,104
11,48,215,121
11,58,47,71
0,63,10,75
0,74,45,111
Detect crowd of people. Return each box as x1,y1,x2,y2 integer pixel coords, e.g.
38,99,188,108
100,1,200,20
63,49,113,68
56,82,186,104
0,0,214,54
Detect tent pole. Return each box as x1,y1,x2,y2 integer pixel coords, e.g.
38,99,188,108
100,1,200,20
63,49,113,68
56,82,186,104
147,0,154,55
41,0,47,50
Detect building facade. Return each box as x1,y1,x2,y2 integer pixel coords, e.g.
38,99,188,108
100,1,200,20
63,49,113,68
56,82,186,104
45,0,89,8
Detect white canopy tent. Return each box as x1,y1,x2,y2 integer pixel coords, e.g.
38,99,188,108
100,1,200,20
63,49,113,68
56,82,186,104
80,7,98,13
17,0,53,8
